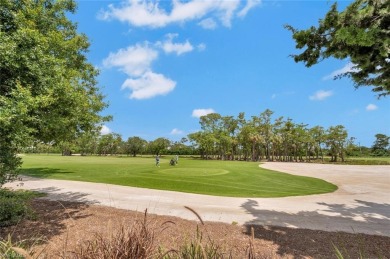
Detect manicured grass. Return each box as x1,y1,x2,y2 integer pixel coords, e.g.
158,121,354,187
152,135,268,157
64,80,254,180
20,155,337,197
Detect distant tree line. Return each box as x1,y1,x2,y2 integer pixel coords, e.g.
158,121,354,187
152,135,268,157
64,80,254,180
188,109,351,162
188,110,389,162
21,109,389,161
22,133,193,157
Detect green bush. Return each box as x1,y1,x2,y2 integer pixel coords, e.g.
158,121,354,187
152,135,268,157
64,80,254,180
0,189,42,227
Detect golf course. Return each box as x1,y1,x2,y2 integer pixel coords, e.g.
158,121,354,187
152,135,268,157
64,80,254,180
20,154,337,198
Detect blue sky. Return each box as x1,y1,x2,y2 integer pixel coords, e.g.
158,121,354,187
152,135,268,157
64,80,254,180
72,0,389,147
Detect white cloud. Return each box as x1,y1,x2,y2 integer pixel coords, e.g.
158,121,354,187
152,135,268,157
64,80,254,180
192,108,216,118
100,125,111,135
104,36,201,99
158,33,194,55
237,0,261,17
216,1,240,27
366,104,378,111
170,128,184,135
100,0,259,29
309,90,333,101
323,63,360,81
103,43,158,77
198,18,217,29
98,1,170,27
122,71,176,99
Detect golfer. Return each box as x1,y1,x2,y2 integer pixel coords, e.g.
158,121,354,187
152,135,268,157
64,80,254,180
155,155,160,167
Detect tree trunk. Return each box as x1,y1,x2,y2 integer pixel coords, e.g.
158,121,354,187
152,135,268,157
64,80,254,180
62,149,72,156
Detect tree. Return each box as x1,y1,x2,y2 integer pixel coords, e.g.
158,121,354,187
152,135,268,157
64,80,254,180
148,138,170,156
0,0,109,185
237,119,254,161
189,109,354,164
97,133,122,156
310,126,326,161
76,130,100,156
371,133,390,156
125,136,147,157
188,131,216,159
257,109,274,161
285,0,389,96
58,140,76,156
279,118,295,162
168,141,192,155
326,125,348,162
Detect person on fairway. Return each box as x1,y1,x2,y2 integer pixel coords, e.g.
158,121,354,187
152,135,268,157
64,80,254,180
170,158,176,166
175,155,179,164
155,155,160,167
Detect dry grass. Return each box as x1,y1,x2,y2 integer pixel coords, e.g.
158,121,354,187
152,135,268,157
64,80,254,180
1,199,389,258
66,210,156,258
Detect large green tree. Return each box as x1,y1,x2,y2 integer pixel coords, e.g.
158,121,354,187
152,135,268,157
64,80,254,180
286,0,389,96
371,133,390,156
125,136,147,157
148,138,170,156
97,133,122,156
326,125,348,162
0,0,109,185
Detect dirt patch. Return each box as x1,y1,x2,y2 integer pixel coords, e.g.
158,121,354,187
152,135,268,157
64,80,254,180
1,199,389,258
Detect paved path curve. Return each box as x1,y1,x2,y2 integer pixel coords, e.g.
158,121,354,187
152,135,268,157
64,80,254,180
5,162,390,236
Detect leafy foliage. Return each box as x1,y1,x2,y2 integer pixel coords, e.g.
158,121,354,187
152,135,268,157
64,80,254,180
371,133,390,156
124,136,148,157
285,0,390,96
189,110,349,162
0,0,109,185
97,133,122,156
0,189,43,227
148,138,171,156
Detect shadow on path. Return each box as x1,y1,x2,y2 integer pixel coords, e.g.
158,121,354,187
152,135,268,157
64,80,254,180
32,187,100,205
241,199,390,258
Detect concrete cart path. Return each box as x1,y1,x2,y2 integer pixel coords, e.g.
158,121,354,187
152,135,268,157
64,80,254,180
5,162,390,236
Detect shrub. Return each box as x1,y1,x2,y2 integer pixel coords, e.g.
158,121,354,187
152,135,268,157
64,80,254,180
0,189,42,227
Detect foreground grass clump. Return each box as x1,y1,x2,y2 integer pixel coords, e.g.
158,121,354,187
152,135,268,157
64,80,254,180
21,155,337,197
71,210,156,259
0,235,27,259
3,207,387,259
0,188,43,227
0,234,43,259
14,209,253,259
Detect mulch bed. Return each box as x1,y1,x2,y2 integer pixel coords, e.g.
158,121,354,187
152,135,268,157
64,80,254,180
1,198,389,258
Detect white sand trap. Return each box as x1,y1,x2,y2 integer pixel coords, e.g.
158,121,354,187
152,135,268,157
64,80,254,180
5,162,390,236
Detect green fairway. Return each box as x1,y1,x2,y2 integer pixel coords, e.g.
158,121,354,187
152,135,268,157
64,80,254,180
20,155,337,197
